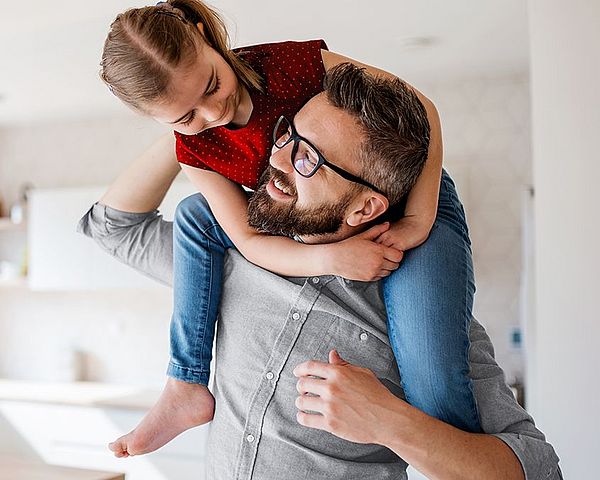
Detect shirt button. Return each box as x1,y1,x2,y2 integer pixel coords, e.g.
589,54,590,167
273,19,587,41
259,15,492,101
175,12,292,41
246,434,255,443
359,332,368,341
311,277,320,284
266,371,274,380
292,312,300,320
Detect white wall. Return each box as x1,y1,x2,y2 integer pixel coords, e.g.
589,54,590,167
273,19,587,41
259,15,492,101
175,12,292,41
0,114,174,385
422,75,531,383
528,0,600,476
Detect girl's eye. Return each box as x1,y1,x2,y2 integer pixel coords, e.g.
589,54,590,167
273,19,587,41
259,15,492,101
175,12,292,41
206,76,221,97
182,110,196,127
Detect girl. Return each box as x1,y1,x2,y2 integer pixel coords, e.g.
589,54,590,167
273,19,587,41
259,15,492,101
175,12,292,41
100,0,480,457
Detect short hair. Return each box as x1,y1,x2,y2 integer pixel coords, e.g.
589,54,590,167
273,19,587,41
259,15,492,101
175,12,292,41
323,63,430,206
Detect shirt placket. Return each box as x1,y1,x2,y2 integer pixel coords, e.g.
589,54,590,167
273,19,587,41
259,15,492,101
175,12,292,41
234,276,331,480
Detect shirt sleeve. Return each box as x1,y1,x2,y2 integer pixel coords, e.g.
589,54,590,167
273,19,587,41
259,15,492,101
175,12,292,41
469,319,563,479
77,203,174,287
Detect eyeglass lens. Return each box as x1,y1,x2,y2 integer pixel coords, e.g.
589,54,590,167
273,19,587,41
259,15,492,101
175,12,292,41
274,117,320,177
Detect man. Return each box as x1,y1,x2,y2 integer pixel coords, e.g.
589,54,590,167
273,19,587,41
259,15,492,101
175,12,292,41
79,64,561,479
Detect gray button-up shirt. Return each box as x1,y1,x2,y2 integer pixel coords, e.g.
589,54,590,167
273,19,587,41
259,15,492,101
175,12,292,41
78,203,562,479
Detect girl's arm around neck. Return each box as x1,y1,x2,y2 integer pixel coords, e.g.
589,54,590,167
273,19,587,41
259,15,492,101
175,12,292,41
183,167,404,281
182,165,333,277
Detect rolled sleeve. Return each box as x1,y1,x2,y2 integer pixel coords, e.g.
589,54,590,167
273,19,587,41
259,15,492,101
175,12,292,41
77,203,174,286
469,319,562,479
493,432,563,479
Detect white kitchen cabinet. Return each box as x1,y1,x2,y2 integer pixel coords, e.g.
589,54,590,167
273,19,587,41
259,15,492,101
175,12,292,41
0,218,27,288
0,381,208,480
28,183,196,290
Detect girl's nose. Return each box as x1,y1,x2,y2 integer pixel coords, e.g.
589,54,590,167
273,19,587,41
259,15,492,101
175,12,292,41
199,100,226,124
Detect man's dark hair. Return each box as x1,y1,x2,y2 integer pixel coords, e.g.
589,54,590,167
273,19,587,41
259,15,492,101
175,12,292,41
323,63,431,206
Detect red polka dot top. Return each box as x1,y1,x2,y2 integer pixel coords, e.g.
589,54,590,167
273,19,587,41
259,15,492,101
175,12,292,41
174,39,328,190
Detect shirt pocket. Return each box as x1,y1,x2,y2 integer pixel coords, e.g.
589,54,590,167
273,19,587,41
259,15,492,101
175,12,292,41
312,316,402,394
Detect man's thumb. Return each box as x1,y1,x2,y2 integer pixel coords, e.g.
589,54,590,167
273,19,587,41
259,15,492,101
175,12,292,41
329,349,349,366
359,222,389,241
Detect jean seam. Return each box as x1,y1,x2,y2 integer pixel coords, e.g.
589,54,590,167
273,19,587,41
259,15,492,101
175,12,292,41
459,237,481,431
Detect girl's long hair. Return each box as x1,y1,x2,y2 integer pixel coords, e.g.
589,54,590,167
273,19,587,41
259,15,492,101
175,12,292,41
100,0,262,112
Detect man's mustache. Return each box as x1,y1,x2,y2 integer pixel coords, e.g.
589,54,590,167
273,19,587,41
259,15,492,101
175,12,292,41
262,167,297,197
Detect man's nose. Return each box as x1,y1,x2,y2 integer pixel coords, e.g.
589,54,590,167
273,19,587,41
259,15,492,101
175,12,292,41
269,142,294,174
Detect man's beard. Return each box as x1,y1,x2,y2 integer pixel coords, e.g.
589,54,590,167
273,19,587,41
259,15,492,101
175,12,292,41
247,167,354,238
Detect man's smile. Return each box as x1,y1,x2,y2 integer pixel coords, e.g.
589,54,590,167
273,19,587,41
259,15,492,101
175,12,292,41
265,171,296,201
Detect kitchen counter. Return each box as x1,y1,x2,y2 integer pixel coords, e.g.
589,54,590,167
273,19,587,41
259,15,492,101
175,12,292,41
0,379,160,410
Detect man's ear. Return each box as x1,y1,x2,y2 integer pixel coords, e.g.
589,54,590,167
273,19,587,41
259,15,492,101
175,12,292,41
346,193,389,227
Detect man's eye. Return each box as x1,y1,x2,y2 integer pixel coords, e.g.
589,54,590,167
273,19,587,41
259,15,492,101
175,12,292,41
295,152,318,174
301,149,318,168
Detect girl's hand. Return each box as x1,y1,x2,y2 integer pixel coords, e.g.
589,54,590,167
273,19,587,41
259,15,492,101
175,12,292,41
375,215,433,252
326,223,404,281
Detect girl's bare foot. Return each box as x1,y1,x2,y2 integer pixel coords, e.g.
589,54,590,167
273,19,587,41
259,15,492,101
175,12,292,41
108,378,214,457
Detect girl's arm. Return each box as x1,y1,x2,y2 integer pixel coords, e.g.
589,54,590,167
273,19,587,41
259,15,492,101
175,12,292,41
182,165,403,281
100,133,181,212
321,50,443,250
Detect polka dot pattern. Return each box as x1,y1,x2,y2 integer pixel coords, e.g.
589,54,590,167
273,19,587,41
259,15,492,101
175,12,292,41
175,39,328,190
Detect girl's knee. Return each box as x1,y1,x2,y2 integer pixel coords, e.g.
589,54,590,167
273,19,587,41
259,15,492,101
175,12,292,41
175,193,211,225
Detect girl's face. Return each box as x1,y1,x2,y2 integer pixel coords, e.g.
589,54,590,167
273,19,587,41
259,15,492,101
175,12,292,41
149,38,243,135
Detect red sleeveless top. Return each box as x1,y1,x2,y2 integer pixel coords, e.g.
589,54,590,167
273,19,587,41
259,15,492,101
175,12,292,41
174,39,328,190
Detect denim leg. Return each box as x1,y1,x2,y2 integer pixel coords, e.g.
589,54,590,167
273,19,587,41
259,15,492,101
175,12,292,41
383,170,481,432
167,193,234,385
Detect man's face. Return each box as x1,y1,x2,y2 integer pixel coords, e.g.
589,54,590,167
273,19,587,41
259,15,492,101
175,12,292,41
248,94,366,238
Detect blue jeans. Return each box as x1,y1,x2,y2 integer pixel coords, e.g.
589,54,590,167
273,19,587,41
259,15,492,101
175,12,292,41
169,170,481,432
383,170,481,432
167,194,234,385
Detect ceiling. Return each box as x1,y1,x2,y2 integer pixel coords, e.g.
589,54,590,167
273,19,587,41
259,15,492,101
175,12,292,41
0,0,529,125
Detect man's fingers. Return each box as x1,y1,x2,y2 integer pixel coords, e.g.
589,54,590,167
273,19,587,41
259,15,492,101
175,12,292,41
328,349,349,366
293,360,335,379
296,410,325,430
296,376,327,395
295,394,324,413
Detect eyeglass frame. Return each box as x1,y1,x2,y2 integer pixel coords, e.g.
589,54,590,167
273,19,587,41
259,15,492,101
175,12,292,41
272,115,384,195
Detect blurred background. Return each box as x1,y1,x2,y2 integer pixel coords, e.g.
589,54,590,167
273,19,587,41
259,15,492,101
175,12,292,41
0,1,597,479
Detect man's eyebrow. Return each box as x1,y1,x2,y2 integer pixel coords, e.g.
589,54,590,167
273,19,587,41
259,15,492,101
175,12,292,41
168,68,215,124
291,116,330,159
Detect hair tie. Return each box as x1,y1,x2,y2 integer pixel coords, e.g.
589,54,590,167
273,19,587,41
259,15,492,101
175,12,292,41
154,1,188,22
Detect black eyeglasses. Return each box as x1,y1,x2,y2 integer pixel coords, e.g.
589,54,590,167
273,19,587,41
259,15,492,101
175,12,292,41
272,116,383,195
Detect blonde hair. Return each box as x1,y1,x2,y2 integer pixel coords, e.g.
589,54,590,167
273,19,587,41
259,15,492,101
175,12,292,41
100,0,263,112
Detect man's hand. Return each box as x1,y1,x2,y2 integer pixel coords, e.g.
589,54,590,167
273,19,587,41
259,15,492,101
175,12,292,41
375,214,433,252
325,223,404,281
293,350,401,444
